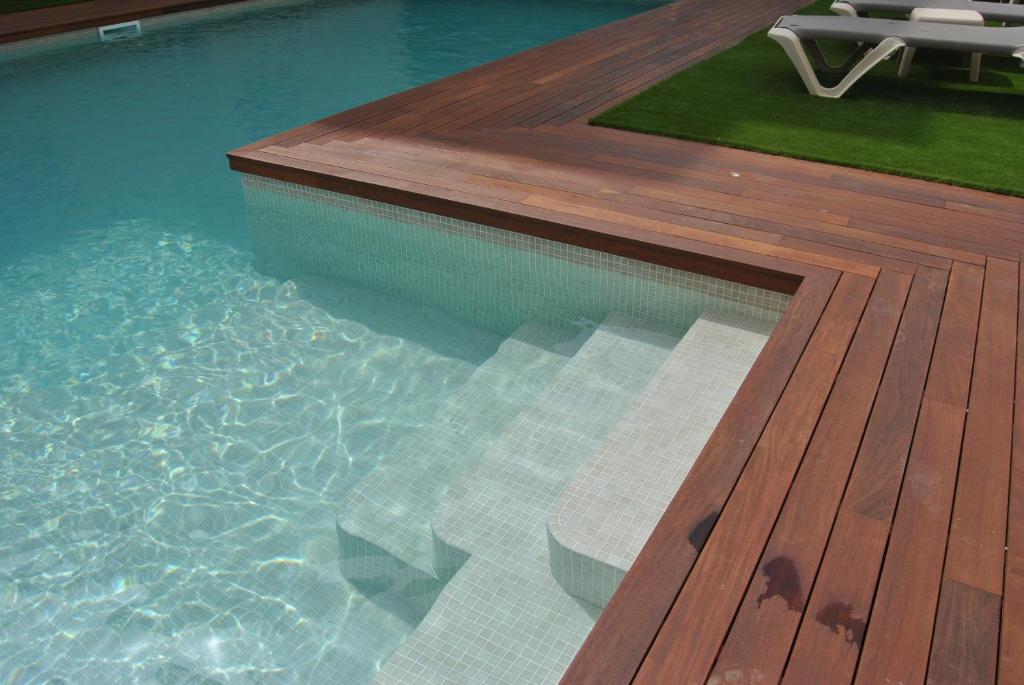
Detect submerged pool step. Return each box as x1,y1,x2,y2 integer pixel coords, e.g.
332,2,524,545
430,312,681,568
547,311,774,608
372,313,681,683
373,552,599,685
336,322,577,616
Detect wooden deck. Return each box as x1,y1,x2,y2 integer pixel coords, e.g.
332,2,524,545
0,0,252,44
227,0,1024,682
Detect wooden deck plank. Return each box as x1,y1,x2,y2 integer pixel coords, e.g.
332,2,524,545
1002,264,1024,684
545,126,1024,252
941,258,1017,594
548,122,1016,213
633,273,874,684
928,579,1002,684
923,257,1016,685
778,236,939,274
461,126,1001,264
710,269,911,684
403,14,698,134
406,131,958,271
572,118,1021,215
853,261,984,685
782,266,949,684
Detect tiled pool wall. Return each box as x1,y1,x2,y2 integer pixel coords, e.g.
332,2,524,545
241,175,791,339
0,0,308,60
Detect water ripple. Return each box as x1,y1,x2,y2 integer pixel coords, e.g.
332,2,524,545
0,221,500,684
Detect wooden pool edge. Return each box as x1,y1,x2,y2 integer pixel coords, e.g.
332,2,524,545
227,152,814,296
0,0,260,44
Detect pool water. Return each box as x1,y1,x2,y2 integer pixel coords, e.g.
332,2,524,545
0,1,667,683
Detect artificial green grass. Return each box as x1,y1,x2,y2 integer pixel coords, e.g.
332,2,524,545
2,0,95,14
593,0,1024,197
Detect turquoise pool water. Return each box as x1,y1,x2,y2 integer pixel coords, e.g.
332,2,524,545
0,1,670,683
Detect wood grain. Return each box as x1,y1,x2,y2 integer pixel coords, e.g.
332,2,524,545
928,579,1001,684
782,267,948,684
1000,263,1024,685
854,262,984,685
943,258,1016,596
710,269,910,685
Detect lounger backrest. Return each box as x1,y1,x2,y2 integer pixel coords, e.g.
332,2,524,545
841,0,1024,24
778,16,1024,56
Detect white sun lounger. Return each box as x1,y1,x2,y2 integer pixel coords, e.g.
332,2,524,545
768,15,1024,97
831,0,1024,23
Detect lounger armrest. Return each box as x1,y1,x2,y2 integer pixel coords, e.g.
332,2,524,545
831,2,860,18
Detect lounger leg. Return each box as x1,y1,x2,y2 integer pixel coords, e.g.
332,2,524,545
804,40,871,72
970,53,981,83
768,28,906,98
898,46,916,77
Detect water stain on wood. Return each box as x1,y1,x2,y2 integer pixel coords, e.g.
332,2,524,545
687,510,718,552
816,601,866,649
756,556,803,611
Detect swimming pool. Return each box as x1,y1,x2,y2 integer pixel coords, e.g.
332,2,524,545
0,1,782,682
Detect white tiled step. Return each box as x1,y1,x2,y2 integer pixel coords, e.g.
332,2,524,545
373,551,599,685
372,314,681,684
430,313,682,582
547,311,774,608
336,322,576,614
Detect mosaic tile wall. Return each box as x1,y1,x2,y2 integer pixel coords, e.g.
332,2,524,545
241,175,791,339
0,0,308,61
